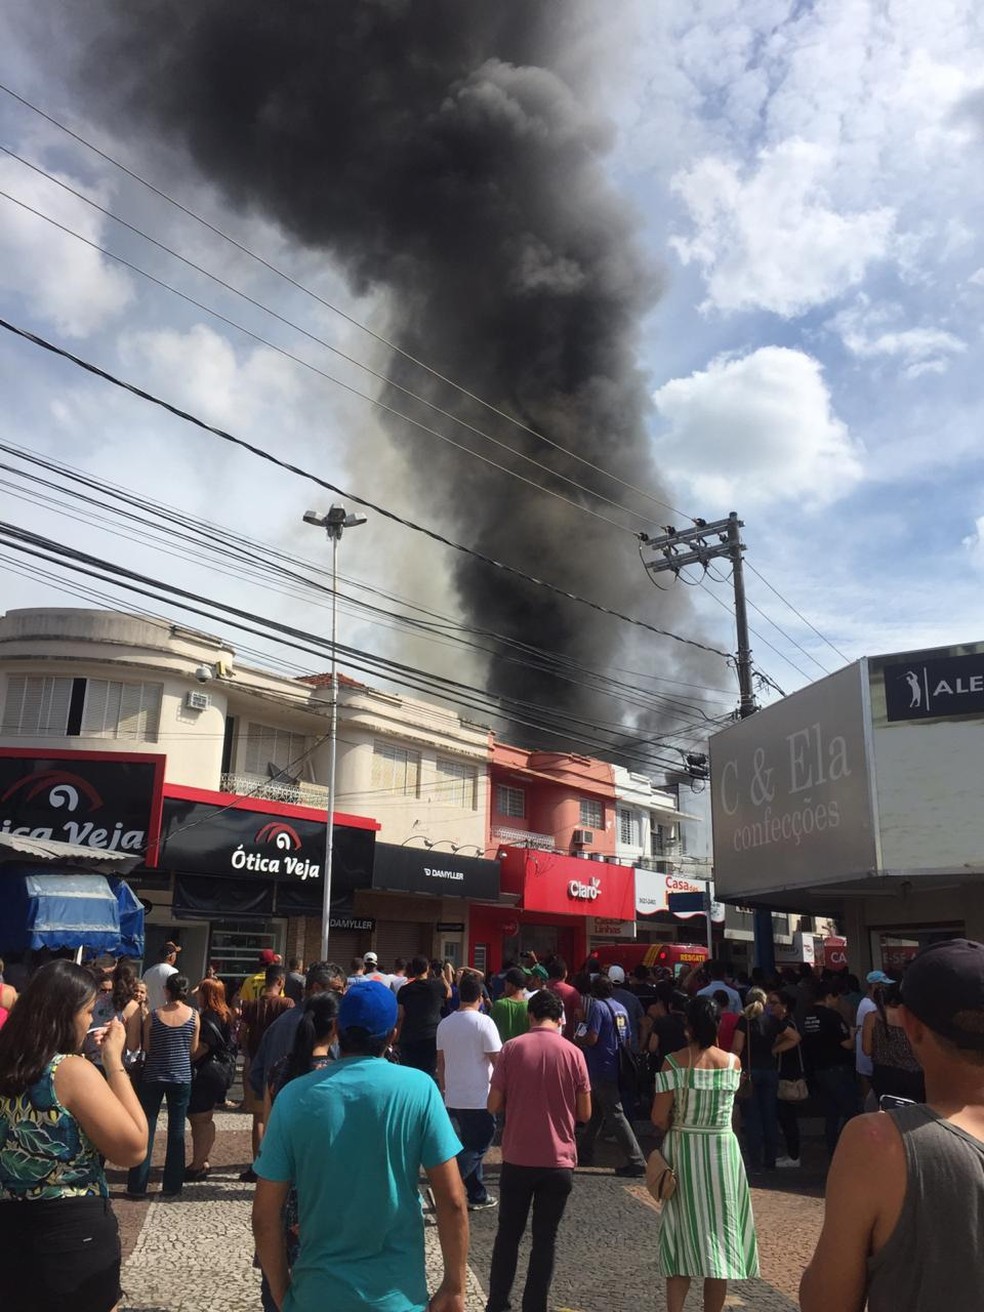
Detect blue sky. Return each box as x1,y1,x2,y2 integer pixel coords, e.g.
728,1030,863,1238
1,1,982,748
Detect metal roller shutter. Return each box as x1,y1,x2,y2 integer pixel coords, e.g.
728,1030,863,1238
373,919,433,975
323,929,370,972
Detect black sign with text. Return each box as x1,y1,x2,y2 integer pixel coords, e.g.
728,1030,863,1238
0,750,165,864
371,843,500,900
884,654,984,722
160,795,375,894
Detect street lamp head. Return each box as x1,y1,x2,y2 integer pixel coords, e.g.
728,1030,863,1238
303,505,367,540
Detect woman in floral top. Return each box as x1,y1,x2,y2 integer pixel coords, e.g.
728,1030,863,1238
0,959,148,1312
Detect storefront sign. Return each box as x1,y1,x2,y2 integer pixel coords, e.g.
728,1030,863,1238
634,868,725,923
710,663,876,897
437,921,465,932
371,843,500,900
160,788,375,896
0,749,165,865
499,847,635,921
589,917,636,939
330,916,375,932
884,653,984,721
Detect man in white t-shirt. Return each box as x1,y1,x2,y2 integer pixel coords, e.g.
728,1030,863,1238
436,970,502,1210
856,970,892,1091
363,951,393,987
142,940,181,1010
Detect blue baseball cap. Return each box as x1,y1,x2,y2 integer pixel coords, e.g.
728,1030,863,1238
338,980,397,1039
867,970,893,985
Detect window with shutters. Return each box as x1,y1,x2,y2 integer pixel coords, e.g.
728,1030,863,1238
371,742,421,797
242,722,308,778
81,680,163,742
618,807,639,846
495,784,525,818
1,675,73,736
435,757,477,809
579,797,604,829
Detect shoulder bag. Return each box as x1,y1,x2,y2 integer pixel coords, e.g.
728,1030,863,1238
777,1027,809,1102
646,1052,679,1206
604,1001,644,1094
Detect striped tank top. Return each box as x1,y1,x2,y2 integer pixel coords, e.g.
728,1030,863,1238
144,1010,196,1083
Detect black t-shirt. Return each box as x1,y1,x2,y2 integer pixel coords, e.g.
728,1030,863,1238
775,1019,804,1080
398,977,446,1043
802,1004,853,1070
650,1014,687,1064
735,1013,782,1071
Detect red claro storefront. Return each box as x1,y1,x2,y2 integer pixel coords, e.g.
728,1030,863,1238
469,846,636,976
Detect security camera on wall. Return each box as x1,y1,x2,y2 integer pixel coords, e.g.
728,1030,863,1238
194,664,213,684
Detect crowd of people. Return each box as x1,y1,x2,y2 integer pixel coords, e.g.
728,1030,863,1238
1,938,983,1312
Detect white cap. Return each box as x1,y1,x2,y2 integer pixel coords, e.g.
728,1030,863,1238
607,965,626,984
364,951,378,964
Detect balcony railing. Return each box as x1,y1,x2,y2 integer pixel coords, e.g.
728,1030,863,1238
491,825,556,851
220,773,329,808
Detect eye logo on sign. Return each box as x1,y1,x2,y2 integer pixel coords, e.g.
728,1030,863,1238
254,822,302,851
1,770,103,813
230,821,319,880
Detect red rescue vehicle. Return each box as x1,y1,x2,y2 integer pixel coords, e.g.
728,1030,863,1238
594,942,709,979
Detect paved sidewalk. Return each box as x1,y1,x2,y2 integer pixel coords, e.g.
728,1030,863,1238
113,1109,822,1311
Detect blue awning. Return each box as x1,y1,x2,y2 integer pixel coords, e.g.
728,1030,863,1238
110,877,145,958
0,868,122,952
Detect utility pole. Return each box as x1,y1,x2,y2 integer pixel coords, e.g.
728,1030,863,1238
640,510,774,972
640,511,757,718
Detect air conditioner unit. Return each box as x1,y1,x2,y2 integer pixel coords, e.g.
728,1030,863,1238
185,690,210,712
571,828,593,846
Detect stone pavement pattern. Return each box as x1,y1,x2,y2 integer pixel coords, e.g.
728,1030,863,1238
112,1109,824,1311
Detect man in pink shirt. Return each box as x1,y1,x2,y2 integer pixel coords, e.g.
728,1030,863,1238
485,988,591,1312
545,957,582,1042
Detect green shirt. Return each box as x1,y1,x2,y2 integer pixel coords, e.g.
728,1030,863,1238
491,995,530,1043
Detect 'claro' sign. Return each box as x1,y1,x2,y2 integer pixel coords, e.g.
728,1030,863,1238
709,664,877,899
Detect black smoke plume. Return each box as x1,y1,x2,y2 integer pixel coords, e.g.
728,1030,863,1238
67,1,720,752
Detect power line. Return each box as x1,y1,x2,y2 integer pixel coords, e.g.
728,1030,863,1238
0,82,692,523
0,315,732,664
0,521,707,773
745,561,850,664
0,447,733,722
0,189,639,537
705,564,832,677
0,154,656,533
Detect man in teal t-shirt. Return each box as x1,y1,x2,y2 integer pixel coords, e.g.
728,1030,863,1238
253,981,468,1312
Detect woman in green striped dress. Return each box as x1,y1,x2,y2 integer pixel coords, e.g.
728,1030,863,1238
651,995,759,1312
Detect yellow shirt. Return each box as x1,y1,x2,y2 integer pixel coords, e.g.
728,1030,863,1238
238,970,268,1003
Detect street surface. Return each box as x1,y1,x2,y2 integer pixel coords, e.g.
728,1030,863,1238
111,1106,826,1311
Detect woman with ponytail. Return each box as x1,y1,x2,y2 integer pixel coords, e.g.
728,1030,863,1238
732,986,782,1173
650,995,759,1312
256,991,339,1312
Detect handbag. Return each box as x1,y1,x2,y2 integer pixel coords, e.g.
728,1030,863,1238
196,1016,238,1093
645,1147,677,1205
777,1034,809,1102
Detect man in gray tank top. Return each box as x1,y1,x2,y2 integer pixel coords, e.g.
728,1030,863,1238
800,938,984,1312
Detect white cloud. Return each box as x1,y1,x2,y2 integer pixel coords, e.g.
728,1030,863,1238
0,157,133,337
670,140,895,316
962,516,984,567
830,298,967,377
652,346,862,507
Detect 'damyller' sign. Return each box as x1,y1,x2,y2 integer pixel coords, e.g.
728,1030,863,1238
0,749,165,865
884,653,984,722
371,843,501,901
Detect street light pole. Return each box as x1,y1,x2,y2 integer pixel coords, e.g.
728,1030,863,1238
303,504,367,961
